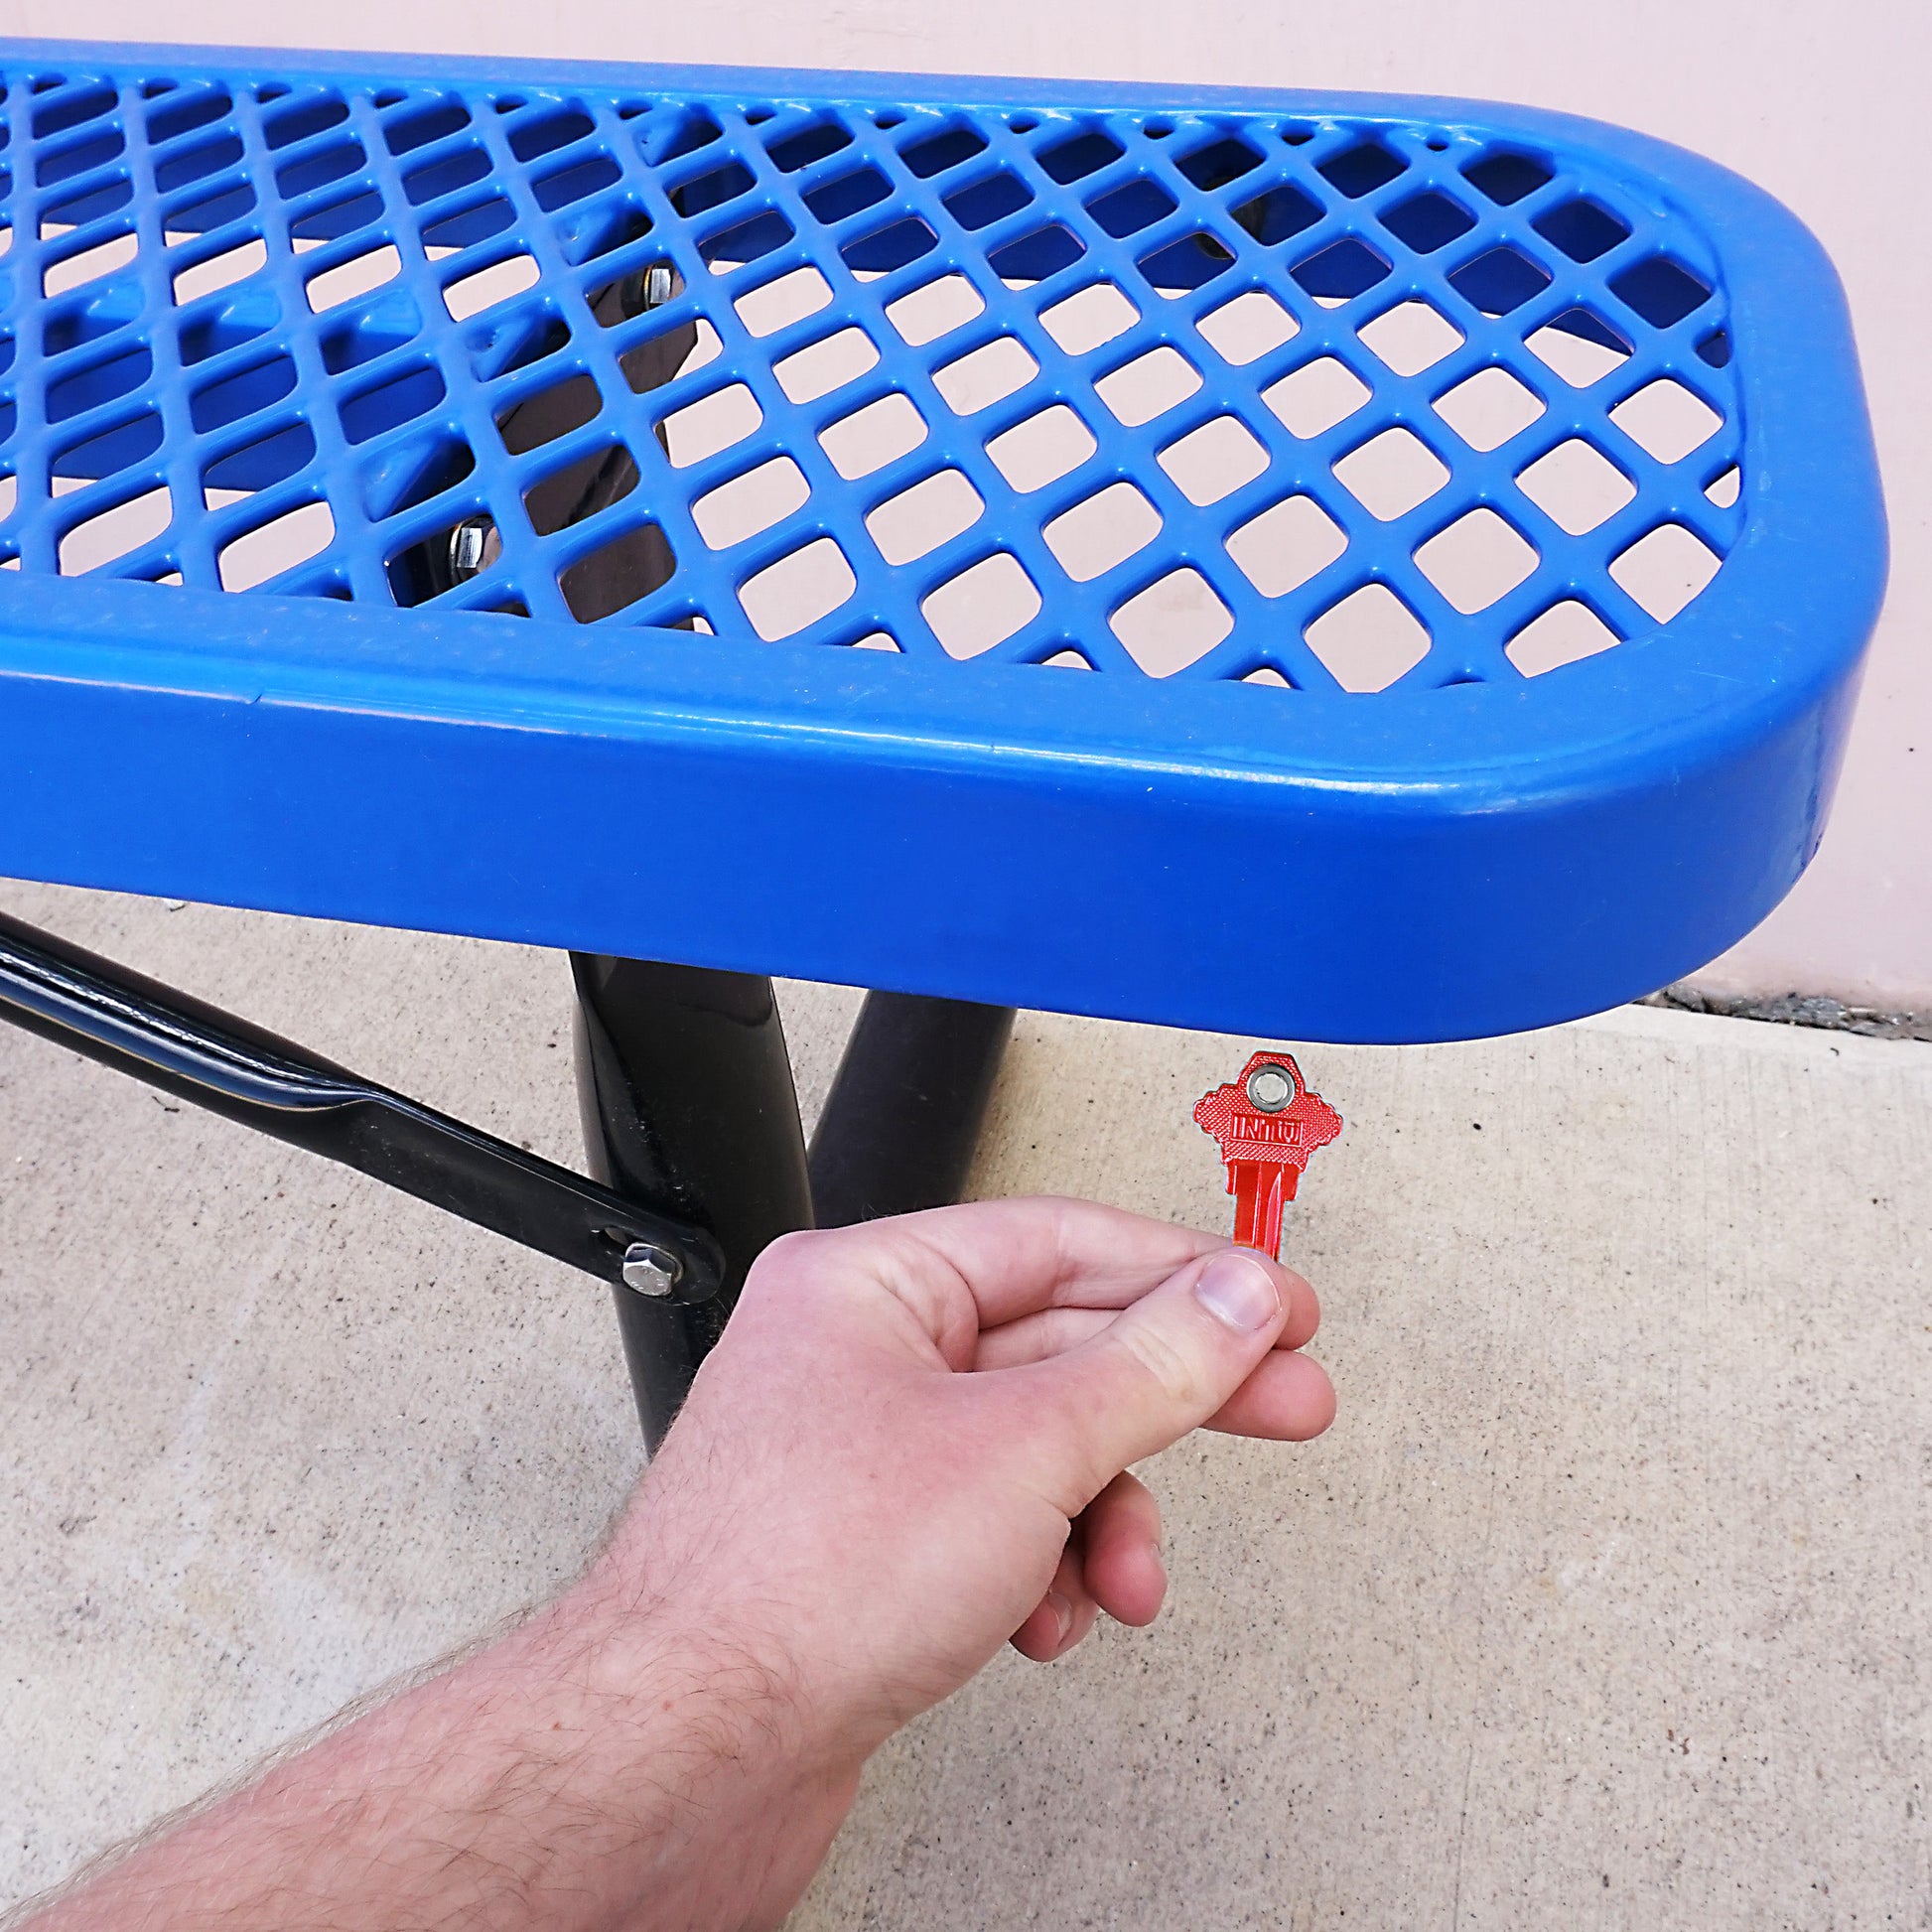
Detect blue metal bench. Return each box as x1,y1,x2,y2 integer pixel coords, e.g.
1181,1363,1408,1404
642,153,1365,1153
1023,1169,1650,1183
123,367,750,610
0,42,1887,1437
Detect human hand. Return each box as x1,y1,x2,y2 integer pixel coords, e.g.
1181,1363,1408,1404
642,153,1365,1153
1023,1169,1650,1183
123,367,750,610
597,1195,1332,1763
25,1199,1331,1932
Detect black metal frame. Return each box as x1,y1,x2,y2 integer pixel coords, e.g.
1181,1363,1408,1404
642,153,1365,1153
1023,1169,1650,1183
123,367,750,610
0,904,1012,1449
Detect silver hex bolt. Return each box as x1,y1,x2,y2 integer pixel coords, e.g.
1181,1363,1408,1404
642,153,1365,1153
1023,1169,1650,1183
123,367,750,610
447,515,502,583
621,1241,682,1299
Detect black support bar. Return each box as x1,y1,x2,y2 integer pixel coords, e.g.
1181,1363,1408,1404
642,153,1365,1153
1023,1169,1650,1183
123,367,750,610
0,908,724,1302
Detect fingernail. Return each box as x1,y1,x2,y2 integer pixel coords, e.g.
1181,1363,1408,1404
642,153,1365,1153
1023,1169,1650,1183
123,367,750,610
1046,1590,1073,1642
1193,1251,1282,1332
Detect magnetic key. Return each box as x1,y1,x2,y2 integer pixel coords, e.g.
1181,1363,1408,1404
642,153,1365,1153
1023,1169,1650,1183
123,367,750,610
1194,1051,1342,1261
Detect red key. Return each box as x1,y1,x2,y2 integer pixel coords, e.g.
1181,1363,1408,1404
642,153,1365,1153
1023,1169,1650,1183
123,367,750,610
1193,1051,1342,1261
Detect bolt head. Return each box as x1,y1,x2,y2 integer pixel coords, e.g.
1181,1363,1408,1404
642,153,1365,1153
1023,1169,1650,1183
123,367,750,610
448,515,502,581
621,1242,681,1298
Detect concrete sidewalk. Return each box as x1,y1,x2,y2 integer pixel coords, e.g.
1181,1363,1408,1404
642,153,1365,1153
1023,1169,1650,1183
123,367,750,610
3,880,1929,1927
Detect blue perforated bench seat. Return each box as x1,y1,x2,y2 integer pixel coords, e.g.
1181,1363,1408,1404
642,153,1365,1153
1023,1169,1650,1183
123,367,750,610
0,43,1885,1041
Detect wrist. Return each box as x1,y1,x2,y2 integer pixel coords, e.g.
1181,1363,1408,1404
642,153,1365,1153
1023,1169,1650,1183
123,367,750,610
534,1549,859,1931
578,1464,864,1766
275,1578,846,1932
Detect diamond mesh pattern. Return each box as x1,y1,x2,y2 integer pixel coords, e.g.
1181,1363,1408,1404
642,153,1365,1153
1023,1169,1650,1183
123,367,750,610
0,59,1745,694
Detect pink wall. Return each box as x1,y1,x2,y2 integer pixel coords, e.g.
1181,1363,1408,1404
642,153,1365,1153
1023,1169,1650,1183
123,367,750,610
19,0,1928,1010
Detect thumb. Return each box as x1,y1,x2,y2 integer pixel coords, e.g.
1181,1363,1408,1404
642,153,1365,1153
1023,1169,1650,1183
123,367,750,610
1014,1248,1293,1509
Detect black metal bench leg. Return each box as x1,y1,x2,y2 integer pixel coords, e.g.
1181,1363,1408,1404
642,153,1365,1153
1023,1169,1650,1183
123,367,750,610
571,954,813,1450
808,995,1017,1227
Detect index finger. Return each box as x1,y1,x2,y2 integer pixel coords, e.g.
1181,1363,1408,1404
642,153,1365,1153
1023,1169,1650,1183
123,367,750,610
801,1196,1225,1335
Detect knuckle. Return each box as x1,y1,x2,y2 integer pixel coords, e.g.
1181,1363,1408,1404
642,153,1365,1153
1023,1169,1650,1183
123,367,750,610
1115,1319,1206,1412
741,1227,819,1295
756,1228,816,1269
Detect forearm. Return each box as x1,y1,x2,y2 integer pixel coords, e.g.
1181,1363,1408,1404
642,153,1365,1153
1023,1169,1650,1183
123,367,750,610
23,1565,841,1932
